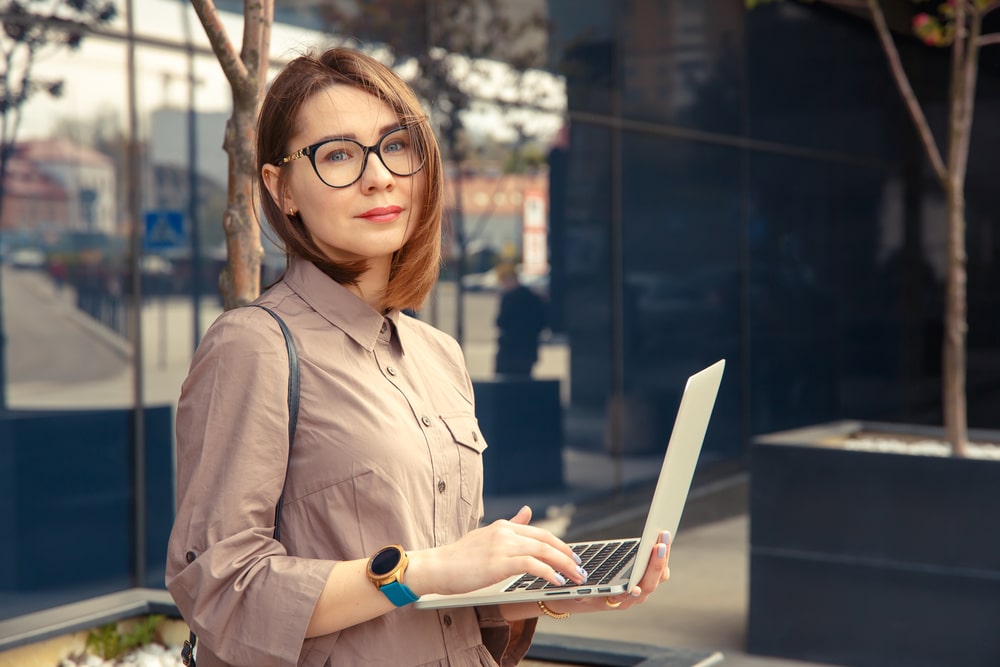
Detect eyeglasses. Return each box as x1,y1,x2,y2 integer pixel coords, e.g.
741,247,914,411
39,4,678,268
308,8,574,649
276,126,425,188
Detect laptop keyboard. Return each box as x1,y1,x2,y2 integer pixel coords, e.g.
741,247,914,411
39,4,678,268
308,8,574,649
504,539,640,592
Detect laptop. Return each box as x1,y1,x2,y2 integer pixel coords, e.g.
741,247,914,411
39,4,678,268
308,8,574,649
414,358,725,610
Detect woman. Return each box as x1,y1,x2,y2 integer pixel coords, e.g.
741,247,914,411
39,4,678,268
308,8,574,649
166,47,671,667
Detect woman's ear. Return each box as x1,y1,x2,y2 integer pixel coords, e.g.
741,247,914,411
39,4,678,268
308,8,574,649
261,163,293,213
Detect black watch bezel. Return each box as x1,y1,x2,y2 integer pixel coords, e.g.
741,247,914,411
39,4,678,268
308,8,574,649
369,545,404,579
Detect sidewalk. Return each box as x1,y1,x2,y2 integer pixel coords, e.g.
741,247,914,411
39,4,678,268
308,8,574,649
501,472,840,667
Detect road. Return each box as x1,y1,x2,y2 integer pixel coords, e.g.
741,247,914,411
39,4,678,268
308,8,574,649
3,266,567,408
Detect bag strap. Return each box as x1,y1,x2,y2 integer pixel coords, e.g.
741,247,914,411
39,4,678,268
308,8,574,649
182,305,300,667
255,305,301,543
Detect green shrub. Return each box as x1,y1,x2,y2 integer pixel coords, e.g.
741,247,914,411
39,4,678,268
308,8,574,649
84,614,165,661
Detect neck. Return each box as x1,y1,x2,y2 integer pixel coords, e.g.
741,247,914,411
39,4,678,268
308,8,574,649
349,256,392,310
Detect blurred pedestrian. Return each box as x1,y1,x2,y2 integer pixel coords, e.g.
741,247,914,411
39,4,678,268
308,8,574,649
494,261,547,377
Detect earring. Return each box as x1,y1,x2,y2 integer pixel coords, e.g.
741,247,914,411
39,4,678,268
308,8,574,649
289,207,296,216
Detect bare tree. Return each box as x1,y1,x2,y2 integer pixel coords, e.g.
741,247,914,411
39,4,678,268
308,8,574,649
0,0,116,411
749,0,1000,455
187,0,272,309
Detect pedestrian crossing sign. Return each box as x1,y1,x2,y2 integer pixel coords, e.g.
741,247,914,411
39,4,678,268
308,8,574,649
143,210,186,250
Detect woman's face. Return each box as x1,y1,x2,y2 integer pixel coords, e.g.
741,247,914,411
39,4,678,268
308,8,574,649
264,84,426,268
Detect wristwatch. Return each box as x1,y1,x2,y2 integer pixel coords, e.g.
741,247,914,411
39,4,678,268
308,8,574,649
367,544,420,606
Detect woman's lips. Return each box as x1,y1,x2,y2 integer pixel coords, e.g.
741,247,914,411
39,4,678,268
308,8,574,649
359,206,403,223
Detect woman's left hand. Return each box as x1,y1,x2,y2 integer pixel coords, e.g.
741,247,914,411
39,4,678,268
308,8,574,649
548,530,671,616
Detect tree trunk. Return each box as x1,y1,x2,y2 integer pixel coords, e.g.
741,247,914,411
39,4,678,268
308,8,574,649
189,0,273,309
943,182,968,456
218,89,262,309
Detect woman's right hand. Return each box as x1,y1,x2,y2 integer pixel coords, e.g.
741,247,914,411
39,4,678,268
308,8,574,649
406,505,586,596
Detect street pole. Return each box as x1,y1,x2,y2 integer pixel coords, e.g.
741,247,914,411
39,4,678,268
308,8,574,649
0,139,11,412
125,0,147,589
183,0,202,351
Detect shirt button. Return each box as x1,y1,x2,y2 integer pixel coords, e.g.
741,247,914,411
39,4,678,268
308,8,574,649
421,415,432,427
185,551,198,564
473,431,479,442
443,614,453,627
386,366,397,376
438,480,447,493
380,321,388,333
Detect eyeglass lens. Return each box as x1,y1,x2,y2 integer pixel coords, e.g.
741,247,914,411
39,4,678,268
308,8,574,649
313,127,423,188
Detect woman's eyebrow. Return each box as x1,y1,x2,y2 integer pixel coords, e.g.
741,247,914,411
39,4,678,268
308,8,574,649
317,123,404,144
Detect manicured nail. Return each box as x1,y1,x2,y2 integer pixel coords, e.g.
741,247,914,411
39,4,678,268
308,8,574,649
662,531,671,545
577,566,588,582
630,586,641,597
573,552,583,565
657,543,667,559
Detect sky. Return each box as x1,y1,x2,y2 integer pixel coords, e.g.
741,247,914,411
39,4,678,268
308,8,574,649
17,0,565,144
18,1,322,140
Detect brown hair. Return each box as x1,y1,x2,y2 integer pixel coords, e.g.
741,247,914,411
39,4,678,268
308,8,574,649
256,47,444,311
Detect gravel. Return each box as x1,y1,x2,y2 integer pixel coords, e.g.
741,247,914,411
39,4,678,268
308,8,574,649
60,643,185,667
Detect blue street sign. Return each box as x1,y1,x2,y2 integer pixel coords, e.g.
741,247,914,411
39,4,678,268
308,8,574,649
143,210,186,251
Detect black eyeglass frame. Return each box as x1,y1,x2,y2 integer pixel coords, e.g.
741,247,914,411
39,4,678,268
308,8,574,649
275,125,425,189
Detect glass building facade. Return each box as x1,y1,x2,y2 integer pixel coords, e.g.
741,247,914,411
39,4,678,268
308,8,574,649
1,0,998,624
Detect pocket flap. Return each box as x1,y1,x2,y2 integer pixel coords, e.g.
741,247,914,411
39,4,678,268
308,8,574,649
440,414,488,453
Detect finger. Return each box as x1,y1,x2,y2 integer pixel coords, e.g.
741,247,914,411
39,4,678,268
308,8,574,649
498,519,582,572
509,505,533,525
660,531,672,582
488,524,586,586
505,553,583,588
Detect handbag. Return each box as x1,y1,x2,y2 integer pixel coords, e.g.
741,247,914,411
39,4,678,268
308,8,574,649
181,305,300,667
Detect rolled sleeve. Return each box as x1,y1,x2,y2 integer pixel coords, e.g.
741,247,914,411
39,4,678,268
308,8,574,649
166,309,335,666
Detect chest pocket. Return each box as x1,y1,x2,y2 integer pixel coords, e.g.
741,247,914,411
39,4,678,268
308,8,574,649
441,413,488,506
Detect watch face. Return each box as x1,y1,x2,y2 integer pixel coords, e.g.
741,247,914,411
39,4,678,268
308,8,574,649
371,547,402,576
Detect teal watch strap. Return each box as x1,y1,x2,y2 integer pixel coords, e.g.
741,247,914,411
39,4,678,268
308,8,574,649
380,580,420,607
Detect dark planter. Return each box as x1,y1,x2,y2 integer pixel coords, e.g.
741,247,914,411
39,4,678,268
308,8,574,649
0,406,174,599
473,378,563,495
748,420,1000,667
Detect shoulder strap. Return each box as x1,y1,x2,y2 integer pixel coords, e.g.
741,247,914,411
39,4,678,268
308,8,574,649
250,304,300,542
181,305,300,667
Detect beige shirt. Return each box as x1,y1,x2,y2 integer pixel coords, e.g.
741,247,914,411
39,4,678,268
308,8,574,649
166,258,535,667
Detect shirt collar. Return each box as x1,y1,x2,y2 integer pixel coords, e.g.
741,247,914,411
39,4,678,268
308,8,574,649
282,256,404,353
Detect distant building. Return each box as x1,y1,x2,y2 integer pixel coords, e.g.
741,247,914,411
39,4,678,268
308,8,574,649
6,138,117,236
2,157,70,234
443,168,549,264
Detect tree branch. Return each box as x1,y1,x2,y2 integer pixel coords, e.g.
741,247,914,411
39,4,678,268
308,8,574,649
951,1,981,188
189,0,249,89
238,0,274,98
976,33,1000,47
865,0,948,186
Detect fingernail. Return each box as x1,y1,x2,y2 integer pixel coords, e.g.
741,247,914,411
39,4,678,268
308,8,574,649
662,531,671,545
630,587,641,597
555,573,567,586
577,566,588,582
573,552,582,565
657,543,667,559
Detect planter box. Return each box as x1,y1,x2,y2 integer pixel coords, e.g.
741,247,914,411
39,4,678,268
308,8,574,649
0,406,174,599
748,420,1000,667
474,378,563,495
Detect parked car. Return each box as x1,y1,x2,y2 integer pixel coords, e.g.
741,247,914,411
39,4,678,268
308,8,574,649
10,248,46,270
